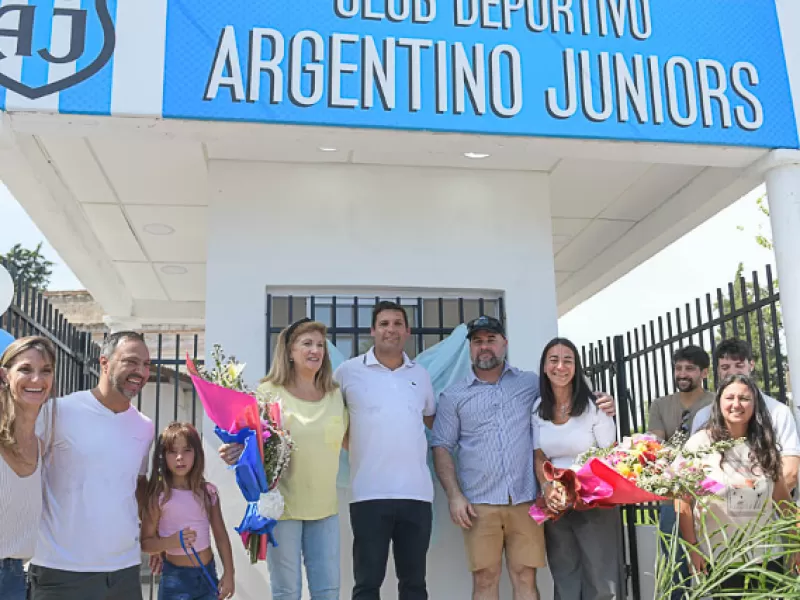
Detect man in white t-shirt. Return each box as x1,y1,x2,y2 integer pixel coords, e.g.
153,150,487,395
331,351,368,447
691,338,800,491
29,331,155,600
334,301,436,600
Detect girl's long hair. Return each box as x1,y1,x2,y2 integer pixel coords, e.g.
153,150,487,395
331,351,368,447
706,374,781,482
261,319,337,394
537,337,593,421
143,422,213,521
0,336,57,452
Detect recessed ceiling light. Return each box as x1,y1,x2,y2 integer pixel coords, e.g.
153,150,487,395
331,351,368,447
143,223,175,235
160,265,188,275
318,146,338,152
464,152,490,159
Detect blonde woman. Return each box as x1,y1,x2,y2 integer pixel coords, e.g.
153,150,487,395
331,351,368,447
0,336,56,600
219,318,348,600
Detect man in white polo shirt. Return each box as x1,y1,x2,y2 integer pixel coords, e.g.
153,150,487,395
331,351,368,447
29,331,154,600
335,301,436,600
691,338,800,490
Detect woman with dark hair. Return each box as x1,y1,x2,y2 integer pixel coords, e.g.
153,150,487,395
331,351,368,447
532,337,621,599
677,374,797,594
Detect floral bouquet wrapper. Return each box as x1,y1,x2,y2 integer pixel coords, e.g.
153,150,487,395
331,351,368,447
187,355,283,563
530,433,727,524
529,458,666,524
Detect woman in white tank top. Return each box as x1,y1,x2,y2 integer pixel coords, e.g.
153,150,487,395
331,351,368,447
0,336,57,600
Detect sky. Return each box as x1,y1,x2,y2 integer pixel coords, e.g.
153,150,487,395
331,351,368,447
0,180,775,347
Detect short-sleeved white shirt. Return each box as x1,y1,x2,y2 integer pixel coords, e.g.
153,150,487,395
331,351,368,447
532,399,617,470
335,348,436,503
34,390,154,572
691,392,800,457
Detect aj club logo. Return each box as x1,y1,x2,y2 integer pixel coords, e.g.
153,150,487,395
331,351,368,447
0,0,115,99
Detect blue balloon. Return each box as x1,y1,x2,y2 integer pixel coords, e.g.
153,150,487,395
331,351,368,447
0,329,13,355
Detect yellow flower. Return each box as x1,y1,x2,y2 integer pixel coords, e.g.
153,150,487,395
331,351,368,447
633,464,644,476
618,465,632,478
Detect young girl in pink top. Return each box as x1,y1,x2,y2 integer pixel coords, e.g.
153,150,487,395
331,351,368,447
142,422,235,600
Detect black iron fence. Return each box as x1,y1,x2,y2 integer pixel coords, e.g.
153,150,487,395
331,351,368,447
0,257,101,392
134,333,204,436
581,265,787,600
266,293,504,368
583,264,786,449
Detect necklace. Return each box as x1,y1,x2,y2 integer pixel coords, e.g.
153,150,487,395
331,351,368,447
557,403,571,418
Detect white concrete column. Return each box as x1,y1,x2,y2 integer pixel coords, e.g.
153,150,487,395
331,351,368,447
761,150,800,414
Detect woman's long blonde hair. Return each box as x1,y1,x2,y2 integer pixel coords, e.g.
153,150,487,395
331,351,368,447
261,320,337,394
0,336,57,451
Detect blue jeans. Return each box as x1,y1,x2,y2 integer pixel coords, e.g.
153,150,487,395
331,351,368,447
267,515,340,600
0,558,27,600
658,505,691,600
158,558,218,600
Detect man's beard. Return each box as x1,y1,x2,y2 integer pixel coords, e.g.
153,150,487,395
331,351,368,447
475,354,503,370
111,371,139,399
675,378,697,392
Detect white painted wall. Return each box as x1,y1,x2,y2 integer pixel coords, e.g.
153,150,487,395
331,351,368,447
202,161,559,598
205,160,557,373
200,160,662,599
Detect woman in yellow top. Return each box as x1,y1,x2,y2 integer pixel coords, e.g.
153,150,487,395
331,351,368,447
220,318,348,600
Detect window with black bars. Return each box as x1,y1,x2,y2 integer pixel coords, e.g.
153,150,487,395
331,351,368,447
266,294,504,369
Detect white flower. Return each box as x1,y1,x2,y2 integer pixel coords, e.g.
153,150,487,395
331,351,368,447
258,488,285,520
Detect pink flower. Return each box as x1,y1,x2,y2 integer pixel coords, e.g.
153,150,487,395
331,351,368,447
700,478,725,495
269,402,282,428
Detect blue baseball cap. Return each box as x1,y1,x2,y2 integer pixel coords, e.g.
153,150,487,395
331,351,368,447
466,316,505,339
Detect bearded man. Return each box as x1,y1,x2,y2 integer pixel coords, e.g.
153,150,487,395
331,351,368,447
431,317,616,600
647,344,714,600
29,331,154,600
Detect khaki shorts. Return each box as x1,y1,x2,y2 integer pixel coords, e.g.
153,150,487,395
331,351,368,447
462,502,546,572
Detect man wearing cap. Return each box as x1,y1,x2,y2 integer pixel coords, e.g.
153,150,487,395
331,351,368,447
431,316,616,600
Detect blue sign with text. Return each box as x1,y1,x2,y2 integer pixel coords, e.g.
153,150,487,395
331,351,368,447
0,0,796,148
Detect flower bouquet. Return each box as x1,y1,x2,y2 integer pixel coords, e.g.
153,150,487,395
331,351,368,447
187,345,295,563
530,432,737,524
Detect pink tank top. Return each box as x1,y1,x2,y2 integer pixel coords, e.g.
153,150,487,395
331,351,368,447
158,484,218,556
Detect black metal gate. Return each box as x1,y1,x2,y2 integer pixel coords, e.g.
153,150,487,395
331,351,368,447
581,265,786,600
0,257,101,392
266,293,504,367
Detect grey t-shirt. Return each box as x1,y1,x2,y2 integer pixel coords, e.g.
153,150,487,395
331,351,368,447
648,391,715,441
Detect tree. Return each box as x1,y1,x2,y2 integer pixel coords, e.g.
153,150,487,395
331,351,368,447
752,195,773,250
1,242,55,290
736,194,773,250
708,262,785,394
724,196,787,394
